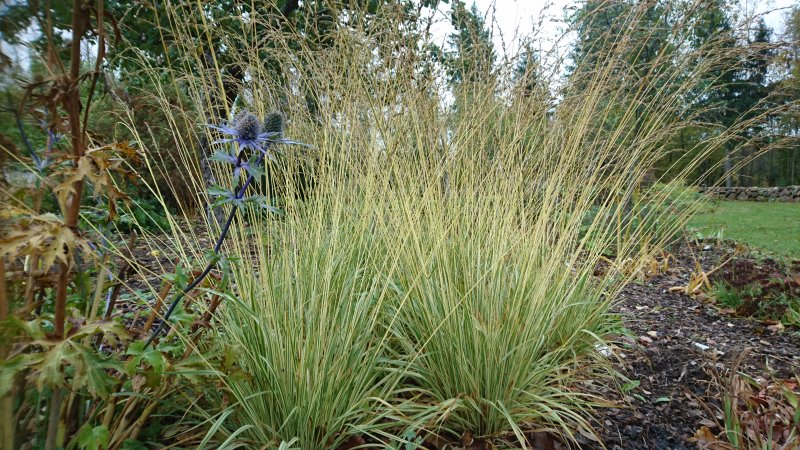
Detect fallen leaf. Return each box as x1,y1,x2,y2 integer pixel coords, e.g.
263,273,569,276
690,426,733,449
766,322,785,334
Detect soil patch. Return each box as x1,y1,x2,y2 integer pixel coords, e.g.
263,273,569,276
586,242,800,450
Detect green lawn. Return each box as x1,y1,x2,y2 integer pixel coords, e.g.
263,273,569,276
688,200,800,259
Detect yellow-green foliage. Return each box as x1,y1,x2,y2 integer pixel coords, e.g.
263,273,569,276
114,3,792,448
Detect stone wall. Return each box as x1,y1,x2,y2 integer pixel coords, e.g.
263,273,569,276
697,186,800,202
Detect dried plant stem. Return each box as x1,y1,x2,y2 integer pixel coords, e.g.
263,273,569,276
143,280,174,333
53,0,89,338
123,399,160,446
182,293,222,359
109,395,143,445
101,394,118,430
23,192,43,309
88,253,110,320
53,263,69,339
0,393,11,448
45,2,90,444
53,0,90,339
196,294,223,331
23,253,39,308
0,257,12,450
44,389,63,450
0,257,7,322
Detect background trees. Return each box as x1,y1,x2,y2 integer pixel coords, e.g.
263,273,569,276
1,0,799,188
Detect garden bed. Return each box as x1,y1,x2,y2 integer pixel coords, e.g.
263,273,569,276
114,232,800,449
587,241,800,449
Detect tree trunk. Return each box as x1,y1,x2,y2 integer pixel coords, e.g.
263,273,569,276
792,127,797,184
724,145,733,188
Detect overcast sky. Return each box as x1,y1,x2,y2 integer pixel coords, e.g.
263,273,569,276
429,0,798,67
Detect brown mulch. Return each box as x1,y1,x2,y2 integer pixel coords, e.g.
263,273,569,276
585,242,800,450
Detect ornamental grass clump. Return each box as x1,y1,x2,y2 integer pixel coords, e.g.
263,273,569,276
212,192,407,449
384,191,617,441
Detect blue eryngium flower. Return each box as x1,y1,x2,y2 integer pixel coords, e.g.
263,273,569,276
209,110,309,161
207,111,267,152
143,109,308,348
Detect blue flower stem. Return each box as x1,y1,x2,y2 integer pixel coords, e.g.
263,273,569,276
145,145,270,348
14,113,39,167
